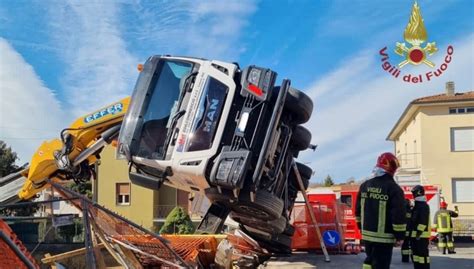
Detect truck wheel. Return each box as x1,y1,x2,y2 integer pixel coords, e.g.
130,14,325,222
241,226,292,255
288,162,312,190
231,213,287,234
290,126,312,151
232,190,283,221
295,162,313,183
284,87,313,124
263,233,293,255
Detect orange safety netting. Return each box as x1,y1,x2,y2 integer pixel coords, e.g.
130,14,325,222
52,182,189,268
113,234,218,266
162,235,218,266
0,219,40,269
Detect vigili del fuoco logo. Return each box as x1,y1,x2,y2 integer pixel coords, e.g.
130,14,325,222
379,1,453,83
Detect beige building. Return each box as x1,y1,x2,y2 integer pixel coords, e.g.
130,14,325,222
95,146,193,232
387,82,474,216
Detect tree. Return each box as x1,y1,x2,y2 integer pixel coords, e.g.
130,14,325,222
159,206,194,234
0,140,19,177
68,181,92,199
57,218,83,243
346,177,356,185
0,141,38,216
323,174,334,187
0,201,38,216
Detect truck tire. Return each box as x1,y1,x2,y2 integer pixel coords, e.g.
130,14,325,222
295,162,313,183
231,213,287,234
290,126,311,151
263,233,293,255
232,190,283,221
288,162,312,190
284,87,313,124
241,226,292,254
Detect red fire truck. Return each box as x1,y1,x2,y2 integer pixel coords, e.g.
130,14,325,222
291,185,441,253
340,185,441,244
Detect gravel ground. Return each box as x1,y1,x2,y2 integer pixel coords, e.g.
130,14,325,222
264,243,474,269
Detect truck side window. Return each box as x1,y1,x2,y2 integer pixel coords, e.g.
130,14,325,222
341,195,352,208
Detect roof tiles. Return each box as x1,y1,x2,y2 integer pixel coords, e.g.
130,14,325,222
412,91,474,104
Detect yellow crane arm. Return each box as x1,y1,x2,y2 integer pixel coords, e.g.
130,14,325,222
18,97,131,200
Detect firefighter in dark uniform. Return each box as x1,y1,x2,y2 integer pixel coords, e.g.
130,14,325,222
356,152,406,269
401,199,413,263
433,201,459,254
410,185,431,269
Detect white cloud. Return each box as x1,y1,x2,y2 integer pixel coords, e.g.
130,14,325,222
0,38,66,162
301,34,474,182
127,0,257,61
0,0,259,162
46,0,257,117
48,1,139,117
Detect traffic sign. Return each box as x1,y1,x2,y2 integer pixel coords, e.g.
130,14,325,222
323,230,340,246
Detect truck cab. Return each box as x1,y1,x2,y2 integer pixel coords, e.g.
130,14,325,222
117,55,314,251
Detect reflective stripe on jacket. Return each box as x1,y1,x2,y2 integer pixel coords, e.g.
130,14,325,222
411,200,430,238
433,209,458,233
405,211,412,237
355,173,406,243
405,202,413,237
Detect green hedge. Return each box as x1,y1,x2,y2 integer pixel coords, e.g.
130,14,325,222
159,206,194,234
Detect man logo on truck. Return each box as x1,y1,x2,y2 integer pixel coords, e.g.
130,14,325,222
204,99,219,132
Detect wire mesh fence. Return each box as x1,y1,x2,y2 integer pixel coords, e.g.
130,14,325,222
452,215,474,236
52,182,190,268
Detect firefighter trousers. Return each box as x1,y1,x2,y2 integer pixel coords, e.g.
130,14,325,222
401,236,412,262
438,232,454,253
362,241,393,269
411,238,430,269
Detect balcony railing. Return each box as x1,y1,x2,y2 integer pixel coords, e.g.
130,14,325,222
397,153,422,170
153,205,178,219
154,204,203,219
453,215,474,236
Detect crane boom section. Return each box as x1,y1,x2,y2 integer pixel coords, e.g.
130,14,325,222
19,97,131,200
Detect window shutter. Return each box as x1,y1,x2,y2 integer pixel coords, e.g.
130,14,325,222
117,183,130,195
451,128,474,151
453,179,474,202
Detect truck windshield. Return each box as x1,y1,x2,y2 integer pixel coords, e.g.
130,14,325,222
136,60,193,159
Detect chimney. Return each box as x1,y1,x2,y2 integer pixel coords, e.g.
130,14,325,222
446,81,455,96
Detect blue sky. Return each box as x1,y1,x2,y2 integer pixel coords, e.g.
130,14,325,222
0,0,473,183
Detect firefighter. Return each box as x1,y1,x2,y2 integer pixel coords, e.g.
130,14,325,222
356,152,406,269
401,199,413,263
433,201,459,254
410,185,431,269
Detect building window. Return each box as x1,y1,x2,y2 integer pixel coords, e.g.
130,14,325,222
116,183,130,205
404,143,408,164
450,127,474,151
449,107,474,114
452,178,474,203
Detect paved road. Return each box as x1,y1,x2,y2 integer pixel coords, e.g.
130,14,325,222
264,244,474,268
